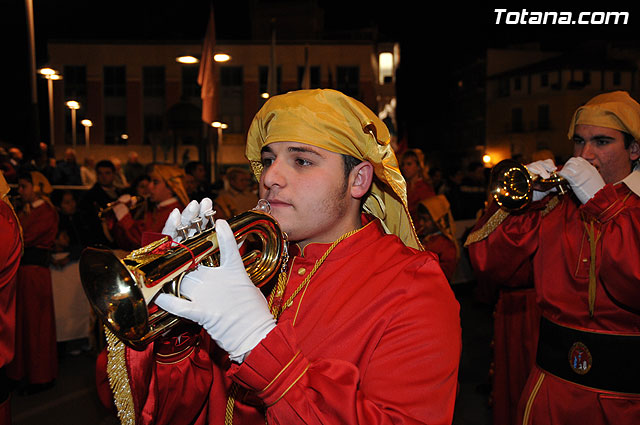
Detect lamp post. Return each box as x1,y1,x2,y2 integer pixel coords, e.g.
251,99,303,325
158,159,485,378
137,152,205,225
39,68,62,147
211,121,228,182
66,100,80,148
81,119,92,148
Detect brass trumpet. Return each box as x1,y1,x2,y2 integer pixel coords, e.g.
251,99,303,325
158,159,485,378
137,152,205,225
97,195,144,219
79,201,287,348
489,159,570,212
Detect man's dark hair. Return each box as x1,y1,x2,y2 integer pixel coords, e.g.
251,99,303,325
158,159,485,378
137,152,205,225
623,131,636,149
342,154,362,180
95,159,115,172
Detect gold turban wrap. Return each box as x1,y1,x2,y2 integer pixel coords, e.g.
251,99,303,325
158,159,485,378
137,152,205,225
246,89,422,250
151,164,189,207
30,171,53,196
568,91,640,141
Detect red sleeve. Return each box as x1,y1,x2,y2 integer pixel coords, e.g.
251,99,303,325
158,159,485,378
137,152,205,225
20,202,58,249
230,259,461,425
467,199,545,293
113,213,144,250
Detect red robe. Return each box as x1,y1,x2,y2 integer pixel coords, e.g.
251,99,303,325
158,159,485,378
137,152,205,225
0,201,22,369
467,180,640,424
421,233,457,282
103,216,461,424
7,200,58,384
406,178,435,220
113,198,184,250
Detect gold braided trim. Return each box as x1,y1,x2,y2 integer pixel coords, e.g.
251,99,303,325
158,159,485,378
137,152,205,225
265,364,310,408
105,326,136,425
257,351,302,395
522,371,545,425
225,382,240,425
464,209,509,247
540,196,560,217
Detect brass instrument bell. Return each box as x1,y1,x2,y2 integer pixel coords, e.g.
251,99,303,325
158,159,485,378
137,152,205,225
489,159,569,212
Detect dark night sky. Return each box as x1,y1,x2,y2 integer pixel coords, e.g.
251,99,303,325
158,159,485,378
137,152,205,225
2,0,640,156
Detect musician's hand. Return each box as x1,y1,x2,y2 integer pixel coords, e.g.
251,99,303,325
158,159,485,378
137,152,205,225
557,157,605,204
161,198,215,242
154,219,275,363
113,194,134,220
526,159,558,201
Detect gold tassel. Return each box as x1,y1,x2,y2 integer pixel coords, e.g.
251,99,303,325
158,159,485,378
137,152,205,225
584,221,602,317
105,326,136,425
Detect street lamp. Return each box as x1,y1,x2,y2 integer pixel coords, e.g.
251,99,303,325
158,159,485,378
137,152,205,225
39,67,62,147
211,121,228,144
81,119,92,148
66,100,80,148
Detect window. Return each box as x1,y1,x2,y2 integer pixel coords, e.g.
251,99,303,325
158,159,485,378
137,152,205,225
378,52,394,84
613,71,621,86
143,66,165,97
514,77,522,91
64,66,87,99
259,66,282,96
104,66,126,97
105,115,127,145
181,66,199,98
220,66,244,133
511,108,523,132
538,104,550,130
336,66,359,98
583,70,591,85
144,114,164,145
540,73,549,87
297,66,321,89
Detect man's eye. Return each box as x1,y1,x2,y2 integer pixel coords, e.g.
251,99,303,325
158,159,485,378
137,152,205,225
573,138,585,145
596,139,611,146
261,157,274,167
295,158,312,166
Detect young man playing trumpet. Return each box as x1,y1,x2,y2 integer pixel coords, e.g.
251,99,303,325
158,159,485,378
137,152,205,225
466,91,640,424
99,89,461,425
111,164,189,250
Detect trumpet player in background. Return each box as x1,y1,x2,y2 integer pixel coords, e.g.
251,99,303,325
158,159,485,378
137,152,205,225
7,171,58,395
110,164,188,250
466,91,640,425
98,89,461,424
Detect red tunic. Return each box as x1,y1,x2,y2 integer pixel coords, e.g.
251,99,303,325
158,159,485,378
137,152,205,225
113,198,184,250
7,200,58,384
421,233,457,282
406,178,435,220
467,181,640,424
109,216,461,424
0,201,22,368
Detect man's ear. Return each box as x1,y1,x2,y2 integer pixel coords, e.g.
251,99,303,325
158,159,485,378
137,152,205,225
629,140,640,161
349,161,374,199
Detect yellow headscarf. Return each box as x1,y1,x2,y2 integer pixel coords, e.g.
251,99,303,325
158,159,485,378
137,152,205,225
568,91,640,141
245,89,422,250
151,164,189,207
418,194,459,259
30,171,53,196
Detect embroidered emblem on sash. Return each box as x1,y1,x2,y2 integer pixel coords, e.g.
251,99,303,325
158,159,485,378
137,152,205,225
568,342,592,375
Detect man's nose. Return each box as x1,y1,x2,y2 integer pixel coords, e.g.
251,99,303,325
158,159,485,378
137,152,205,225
261,161,285,190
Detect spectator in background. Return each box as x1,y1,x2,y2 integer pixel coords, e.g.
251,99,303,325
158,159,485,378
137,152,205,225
53,148,82,186
400,148,435,221
110,157,128,190
80,156,96,187
7,148,23,173
458,161,488,219
30,142,55,183
124,151,145,184
0,148,17,183
185,160,214,200
213,167,258,219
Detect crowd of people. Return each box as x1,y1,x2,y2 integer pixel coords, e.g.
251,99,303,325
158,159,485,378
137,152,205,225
0,88,638,425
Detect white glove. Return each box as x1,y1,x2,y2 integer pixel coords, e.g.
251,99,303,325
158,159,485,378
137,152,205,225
525,159,558,201
557,157,605,204
161,198,214,242
113,194,135,221
154,219,275,363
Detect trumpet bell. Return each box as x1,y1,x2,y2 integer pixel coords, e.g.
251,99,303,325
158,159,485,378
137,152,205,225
79,248,149,343
489,159,534,212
